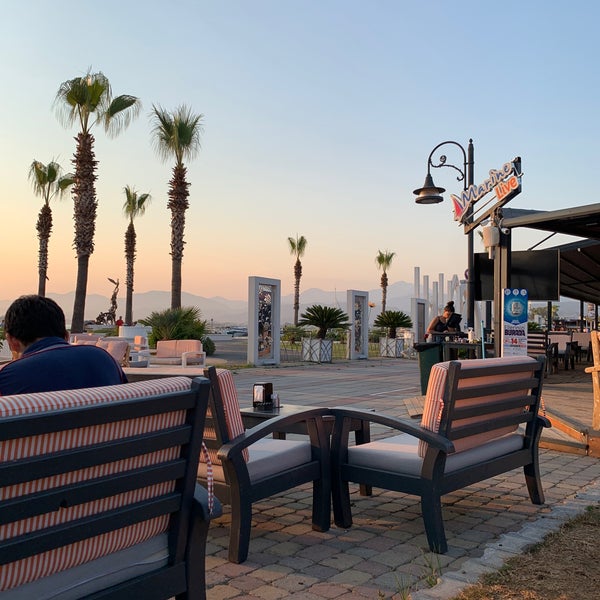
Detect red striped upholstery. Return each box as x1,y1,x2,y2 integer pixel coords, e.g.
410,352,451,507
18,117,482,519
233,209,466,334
0,377,193,591
419,357,537,457
201,368,249,464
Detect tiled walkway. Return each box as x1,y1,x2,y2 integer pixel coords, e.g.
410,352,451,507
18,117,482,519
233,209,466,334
204,359,600,599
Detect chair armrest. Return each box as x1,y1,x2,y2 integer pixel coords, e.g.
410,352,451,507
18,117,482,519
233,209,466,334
217,407,332,461
536,415,552,429
329,407,455,454
182,351,206,367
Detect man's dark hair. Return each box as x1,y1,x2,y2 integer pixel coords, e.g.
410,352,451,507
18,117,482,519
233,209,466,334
4,295,67,345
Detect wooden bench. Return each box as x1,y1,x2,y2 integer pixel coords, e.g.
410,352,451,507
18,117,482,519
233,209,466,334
0,376,220,599
330,356,549,554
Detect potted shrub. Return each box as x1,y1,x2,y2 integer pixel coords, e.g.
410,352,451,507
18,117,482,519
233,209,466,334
139,306,214,355
298,305,350,363
374,310,413,358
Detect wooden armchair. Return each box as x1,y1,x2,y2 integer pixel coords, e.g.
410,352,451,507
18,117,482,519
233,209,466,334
330,356,549,554
198,366,331,563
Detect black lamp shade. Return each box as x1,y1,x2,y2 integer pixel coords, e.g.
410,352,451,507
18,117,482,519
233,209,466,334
413,173,445,204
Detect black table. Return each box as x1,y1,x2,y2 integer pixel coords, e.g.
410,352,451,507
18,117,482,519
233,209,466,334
240,404,371,495
240,404,370,444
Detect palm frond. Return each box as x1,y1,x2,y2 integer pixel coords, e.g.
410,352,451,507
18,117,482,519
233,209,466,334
150,103,203,165
105,94,142,138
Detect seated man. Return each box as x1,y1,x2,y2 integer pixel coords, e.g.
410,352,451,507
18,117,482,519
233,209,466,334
0,295,127,395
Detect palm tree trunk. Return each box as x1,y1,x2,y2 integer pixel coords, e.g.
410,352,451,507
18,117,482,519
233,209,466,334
381,272,389,314
125,223,136,325
71,255,89,333
37,235,49,297
36,204,52,297
168,164,189,310
293,258,302,326
171,257,182,310
71,131,97,334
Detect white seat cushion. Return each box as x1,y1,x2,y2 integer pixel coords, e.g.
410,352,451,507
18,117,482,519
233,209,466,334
3,534,168,600
198,438,312,483
347,432,524,477
247,438,312,480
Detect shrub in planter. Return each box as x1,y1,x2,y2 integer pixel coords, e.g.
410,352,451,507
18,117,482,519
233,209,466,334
139,306,207,347
374,310,413,358
298,305,350,363
373,310,413,338
298,305,350,340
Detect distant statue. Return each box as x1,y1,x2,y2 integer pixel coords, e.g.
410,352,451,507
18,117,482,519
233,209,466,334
106,278,119,325
95,312,111,325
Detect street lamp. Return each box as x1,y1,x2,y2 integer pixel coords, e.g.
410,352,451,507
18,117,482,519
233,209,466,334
413,139,475,329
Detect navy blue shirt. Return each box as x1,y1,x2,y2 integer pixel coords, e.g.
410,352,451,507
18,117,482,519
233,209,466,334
0,337,127,396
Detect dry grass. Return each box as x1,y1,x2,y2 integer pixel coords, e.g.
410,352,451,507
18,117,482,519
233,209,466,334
450,505,600,600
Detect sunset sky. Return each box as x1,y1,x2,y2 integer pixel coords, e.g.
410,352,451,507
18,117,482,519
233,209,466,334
1,1,597,319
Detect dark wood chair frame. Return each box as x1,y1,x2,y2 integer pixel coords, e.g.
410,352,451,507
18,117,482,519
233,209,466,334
0,377,220,600
201,366,331,563
330,357,549,554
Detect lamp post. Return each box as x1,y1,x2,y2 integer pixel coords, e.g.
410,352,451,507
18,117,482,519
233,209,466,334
413,139,475,330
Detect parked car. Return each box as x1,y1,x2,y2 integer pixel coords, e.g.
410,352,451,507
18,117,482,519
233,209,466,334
226,327,248,337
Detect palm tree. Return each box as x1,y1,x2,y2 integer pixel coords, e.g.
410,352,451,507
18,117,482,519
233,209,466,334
54,69,141,332
288,235,307,326
123,185,151,326
28,160,74,296
375,249,396,314
150,104,203,310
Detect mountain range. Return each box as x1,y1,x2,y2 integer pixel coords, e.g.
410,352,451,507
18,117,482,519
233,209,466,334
0,282,414,327
0,281,580,327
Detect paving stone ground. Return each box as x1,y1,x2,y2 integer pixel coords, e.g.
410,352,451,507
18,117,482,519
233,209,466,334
203,358,600,599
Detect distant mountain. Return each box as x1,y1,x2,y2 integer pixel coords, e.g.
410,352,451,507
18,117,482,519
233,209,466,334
0,282,582,328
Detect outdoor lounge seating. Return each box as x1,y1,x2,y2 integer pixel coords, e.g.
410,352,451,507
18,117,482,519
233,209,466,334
150,339,206,367
198,366,331,563
0,376,220,600
571,331,592,362
72,335,131,367
548,331,575,371
330,355,549,554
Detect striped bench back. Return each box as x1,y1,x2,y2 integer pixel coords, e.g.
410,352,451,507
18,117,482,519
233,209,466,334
420,356,544,457
0,376,209,592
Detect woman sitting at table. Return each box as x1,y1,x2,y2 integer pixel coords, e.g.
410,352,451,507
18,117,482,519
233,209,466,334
426,301,461,339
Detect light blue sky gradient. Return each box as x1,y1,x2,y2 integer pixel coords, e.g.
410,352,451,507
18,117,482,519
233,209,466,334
0,0,597,308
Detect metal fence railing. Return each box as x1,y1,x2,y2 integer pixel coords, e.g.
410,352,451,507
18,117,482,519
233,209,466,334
279,336,417,363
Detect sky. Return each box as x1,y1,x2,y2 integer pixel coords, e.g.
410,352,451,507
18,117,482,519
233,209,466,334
1,0,598,317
